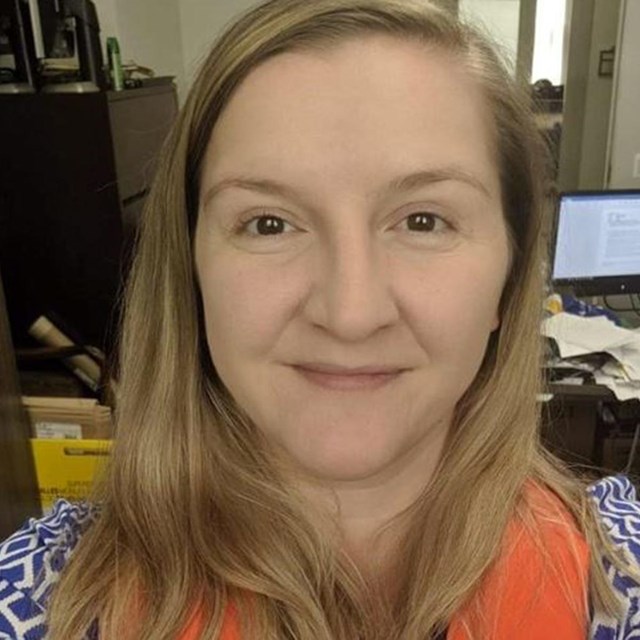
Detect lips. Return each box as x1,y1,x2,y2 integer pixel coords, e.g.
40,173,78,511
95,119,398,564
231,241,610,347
294,362,405,375
292,363,406,390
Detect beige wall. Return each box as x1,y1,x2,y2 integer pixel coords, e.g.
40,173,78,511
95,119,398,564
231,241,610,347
92,0,118,48
178,0,260,89
608,0,640,189
93,0,186,98
559,0,639,191
558,0,596,191
460,0,521,70
115,0,186,96
579,0,621,189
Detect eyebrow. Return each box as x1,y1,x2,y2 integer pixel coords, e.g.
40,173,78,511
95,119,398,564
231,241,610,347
201,166,491,209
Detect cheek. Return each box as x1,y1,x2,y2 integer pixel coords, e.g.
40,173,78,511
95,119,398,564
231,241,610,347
396,250,507,344
197,254,302,362
396,253,506,407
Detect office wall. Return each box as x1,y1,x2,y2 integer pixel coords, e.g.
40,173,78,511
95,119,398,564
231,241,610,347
459,0,520,70
608,0,640,189
557,0,595,192
579,0,621,189
93,0,187,98
93,0,262,98
178,0,260,87
92,0,118,47
114,0,186,96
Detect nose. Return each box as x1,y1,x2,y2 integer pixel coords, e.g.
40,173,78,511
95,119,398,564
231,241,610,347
303,228,400,342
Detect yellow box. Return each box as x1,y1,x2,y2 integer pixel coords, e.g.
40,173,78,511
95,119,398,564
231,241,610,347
30,438,111,511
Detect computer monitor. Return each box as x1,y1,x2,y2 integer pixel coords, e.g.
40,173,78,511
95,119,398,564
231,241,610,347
552,190,640,295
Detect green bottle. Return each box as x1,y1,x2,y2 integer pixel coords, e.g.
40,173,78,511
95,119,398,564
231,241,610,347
106,37,124,91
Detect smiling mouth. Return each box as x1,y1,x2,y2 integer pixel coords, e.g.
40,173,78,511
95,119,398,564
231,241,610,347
292,365,405,391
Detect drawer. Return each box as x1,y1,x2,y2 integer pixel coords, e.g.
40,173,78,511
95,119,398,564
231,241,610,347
108,86,178,202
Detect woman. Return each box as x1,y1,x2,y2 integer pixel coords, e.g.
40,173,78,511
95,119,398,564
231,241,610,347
2,0,640,638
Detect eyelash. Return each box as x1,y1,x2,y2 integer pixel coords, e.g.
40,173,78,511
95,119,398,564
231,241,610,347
235,211,451,238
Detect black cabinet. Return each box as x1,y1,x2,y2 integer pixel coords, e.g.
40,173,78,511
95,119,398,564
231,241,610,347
0,266,39,537
0,85,178,351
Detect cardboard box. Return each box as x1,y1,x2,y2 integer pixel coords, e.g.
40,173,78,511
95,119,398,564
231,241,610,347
30,438,111,511
23,396,113,440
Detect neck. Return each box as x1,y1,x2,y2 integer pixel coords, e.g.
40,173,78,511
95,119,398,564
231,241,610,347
298,415,450,583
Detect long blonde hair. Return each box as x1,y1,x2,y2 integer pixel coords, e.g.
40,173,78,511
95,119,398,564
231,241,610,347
48,1,630,638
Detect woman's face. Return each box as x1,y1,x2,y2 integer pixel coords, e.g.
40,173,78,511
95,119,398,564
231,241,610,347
195,36,510,483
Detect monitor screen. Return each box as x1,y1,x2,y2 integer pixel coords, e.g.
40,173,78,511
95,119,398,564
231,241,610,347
552,190,640,295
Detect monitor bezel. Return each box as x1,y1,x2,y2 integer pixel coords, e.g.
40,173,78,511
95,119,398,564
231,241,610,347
551,189,640,296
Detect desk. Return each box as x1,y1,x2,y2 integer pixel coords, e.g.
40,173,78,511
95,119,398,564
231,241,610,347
543,383,640,473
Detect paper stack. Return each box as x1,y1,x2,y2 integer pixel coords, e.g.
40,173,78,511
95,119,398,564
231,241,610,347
542,313,640,401
23,396,113,440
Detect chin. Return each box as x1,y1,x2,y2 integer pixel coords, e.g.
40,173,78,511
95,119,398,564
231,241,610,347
284,443,406,483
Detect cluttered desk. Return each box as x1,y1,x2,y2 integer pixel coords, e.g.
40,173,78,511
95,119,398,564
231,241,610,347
543,190,640,474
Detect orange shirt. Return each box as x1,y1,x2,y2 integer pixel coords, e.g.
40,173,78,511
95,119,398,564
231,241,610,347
179,485,589,640
179,606,238,640
448,485,590,639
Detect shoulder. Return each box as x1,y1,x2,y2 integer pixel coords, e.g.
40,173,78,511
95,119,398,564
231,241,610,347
588,474,640,570
587,475,640,640
0,500,96,640
588,474,640,529
450,482,590,639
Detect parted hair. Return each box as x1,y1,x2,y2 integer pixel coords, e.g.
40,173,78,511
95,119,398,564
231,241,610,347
48,1,632,638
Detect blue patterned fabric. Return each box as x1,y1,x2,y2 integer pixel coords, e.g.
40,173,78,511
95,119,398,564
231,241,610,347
2,476,640,639
588,476,640,639
0,501,95,640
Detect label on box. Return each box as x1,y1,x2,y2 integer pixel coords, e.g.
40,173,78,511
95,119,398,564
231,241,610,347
35,421,83,440
30,438,112,511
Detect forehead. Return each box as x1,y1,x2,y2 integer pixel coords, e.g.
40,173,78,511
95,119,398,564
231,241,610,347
202,35,500,201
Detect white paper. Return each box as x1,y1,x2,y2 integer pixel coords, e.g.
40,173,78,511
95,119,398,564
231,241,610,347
35,422,82,440
543,312,640,401
593,373,640,402
542,313,634,357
